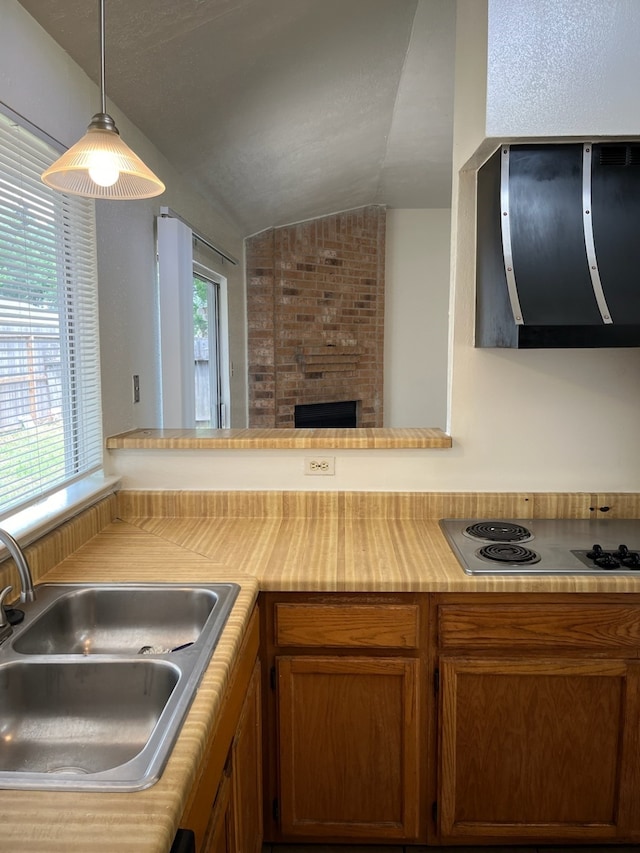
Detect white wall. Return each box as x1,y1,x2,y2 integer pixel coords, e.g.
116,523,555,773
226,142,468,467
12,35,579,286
486,0,640,138
0,0,247,442
5,0,640,495
445,0,640,491
384,209,450,429
450,0,489,170
109,0,640,494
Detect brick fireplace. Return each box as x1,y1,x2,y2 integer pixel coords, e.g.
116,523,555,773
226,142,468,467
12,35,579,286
245,205,385,428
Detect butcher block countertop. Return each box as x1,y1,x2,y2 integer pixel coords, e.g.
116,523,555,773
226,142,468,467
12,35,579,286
3,495,640,852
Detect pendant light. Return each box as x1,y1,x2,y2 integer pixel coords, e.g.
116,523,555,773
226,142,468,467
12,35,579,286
42,0,165,200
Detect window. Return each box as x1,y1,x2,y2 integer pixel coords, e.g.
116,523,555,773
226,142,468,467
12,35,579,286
157,212,231,429
194,267,223,428
0,110,102,519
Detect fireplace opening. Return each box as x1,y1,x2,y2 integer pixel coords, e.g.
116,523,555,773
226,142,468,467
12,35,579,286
294,400,358,428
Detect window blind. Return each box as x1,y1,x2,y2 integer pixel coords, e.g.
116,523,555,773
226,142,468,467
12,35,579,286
0,110,103,518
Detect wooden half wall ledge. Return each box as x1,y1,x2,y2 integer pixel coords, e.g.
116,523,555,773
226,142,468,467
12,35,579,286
106,427,452,450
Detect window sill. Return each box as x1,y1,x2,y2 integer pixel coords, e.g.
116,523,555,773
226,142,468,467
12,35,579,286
0,473,121,551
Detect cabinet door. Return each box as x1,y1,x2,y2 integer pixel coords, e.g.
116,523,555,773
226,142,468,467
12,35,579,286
202,771,234,853
231,660,263,853
277,655,420,841
438,657,640,842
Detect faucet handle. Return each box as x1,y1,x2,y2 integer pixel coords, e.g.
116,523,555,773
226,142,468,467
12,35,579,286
0,586,12,633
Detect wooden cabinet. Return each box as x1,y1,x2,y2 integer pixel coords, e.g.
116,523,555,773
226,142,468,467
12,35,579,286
277,654,420,839
231,660,262,853
201,769,234,853
199,660,262,853
182,590,640,850
432,595,640,844
181,607,263,853
262,593,427,844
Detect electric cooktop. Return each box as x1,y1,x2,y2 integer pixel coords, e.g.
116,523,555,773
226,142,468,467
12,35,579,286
439,518,640,575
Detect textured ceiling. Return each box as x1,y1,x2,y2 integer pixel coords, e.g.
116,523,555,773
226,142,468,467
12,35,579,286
17,0,456,235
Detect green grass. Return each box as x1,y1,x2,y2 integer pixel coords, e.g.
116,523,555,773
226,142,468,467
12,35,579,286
0,420,65,507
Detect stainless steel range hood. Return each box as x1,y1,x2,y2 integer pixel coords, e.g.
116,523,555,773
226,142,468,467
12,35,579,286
476,142,640,348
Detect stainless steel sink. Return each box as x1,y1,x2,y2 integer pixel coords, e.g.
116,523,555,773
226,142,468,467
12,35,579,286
0,659,178,775
13,584,223,655
0,582,240,791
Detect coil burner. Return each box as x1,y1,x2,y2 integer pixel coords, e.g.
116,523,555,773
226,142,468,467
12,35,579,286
464,521,532,543
477,543,541,565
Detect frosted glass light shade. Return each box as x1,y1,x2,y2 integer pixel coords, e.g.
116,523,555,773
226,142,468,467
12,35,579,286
42,117,165,200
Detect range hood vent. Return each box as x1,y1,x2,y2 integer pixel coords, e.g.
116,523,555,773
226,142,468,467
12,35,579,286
476,142,640,348
598,144,640,166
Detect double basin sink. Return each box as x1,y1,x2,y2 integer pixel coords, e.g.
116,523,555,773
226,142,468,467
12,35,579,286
0,582,239,792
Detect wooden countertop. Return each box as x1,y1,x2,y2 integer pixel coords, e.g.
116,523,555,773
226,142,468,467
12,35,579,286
106,426,452,450
4,512,640,852
0,528,259,853
121,514,640,594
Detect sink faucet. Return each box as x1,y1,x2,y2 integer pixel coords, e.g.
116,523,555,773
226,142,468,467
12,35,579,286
0,528,35,603
0,586,14,643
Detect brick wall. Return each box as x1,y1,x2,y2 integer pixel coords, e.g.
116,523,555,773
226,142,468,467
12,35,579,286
245,206,385,428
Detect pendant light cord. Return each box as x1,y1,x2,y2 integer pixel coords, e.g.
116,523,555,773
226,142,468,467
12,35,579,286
40,0,166,198
99,0,107,115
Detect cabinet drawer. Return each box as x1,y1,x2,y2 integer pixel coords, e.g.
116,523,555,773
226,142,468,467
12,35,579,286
275,603,420,649
438,604,640,651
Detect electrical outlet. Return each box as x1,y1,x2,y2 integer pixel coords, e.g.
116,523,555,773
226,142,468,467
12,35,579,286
133,374,140,403
304,456,335,476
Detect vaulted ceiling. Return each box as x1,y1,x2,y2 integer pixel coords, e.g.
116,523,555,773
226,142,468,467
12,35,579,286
17,0,456,235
